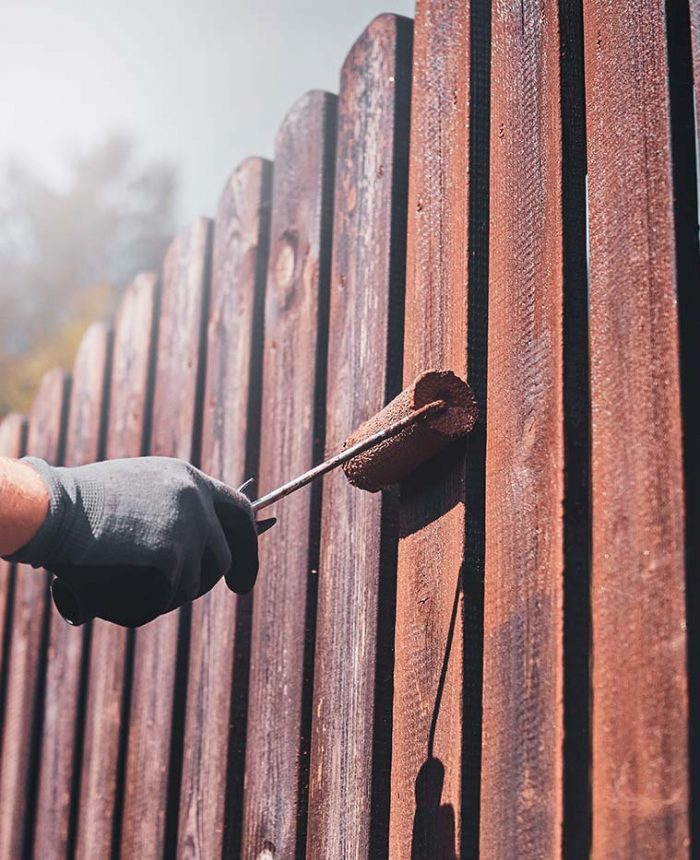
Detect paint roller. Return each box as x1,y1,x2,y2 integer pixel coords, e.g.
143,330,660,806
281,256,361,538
250,369,477,516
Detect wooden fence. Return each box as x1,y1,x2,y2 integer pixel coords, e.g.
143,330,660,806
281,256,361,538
0,1,698,857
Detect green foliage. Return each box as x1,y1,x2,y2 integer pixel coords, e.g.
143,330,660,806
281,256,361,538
0,134,177,418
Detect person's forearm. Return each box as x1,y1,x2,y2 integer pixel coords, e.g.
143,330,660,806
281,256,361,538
0,458,49,557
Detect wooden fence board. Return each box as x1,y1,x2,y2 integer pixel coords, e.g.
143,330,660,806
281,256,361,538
389,1,470,856
33,322,112,860
0,370,69,860
120,219,212,860
0,414,27,728
306,15,412,858
75,273,158,860
583,1,689,855
177,157,271,859
241,90,337,859
667,3,700,852
480,1,565,856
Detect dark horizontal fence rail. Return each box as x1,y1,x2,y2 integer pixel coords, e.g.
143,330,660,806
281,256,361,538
0,1,696,857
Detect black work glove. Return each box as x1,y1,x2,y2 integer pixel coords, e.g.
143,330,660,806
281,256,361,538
5,456,259,628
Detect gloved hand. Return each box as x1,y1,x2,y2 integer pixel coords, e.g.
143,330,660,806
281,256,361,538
5,456,259,628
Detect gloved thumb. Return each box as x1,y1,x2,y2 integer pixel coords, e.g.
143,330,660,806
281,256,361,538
212,494,259,594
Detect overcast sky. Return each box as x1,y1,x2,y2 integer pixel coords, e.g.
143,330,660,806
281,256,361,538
1,0,415,226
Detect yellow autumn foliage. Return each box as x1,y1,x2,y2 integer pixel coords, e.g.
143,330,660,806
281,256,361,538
0,283,115,418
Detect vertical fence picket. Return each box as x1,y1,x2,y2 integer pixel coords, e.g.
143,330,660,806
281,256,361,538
306,15,412,858
33,323,112,859
389,1,472,856
177,157,271,859
0,370,70,860
583,0,690,855
668,1,700,852
120,219,212,860
241,90,337,859
480,1,565,856
0,414,28,741
75,274,158,860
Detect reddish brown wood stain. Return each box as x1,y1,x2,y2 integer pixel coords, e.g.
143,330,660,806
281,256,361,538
177,157,271,859
481,1,565,856
33,323,112,860
241,91,336,859
0,4,695,856
306,15,411,858
583,0,689,855
390,1,470,856
74,274,158,860
120,220,212,860
0,370,69,860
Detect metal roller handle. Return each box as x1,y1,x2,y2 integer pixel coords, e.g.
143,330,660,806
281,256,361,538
251,399,446,513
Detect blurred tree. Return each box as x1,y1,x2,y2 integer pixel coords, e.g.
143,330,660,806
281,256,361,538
0,134,176,417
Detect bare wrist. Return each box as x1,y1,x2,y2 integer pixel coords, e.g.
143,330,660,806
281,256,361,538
0,458,51,557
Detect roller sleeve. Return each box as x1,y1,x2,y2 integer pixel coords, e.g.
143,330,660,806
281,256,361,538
341,370,478,492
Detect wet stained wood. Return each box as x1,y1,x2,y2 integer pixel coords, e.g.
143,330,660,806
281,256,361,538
480,1,565,856
0,414,27,728
583,1,689,855
0,370,69,860
389,2,470,856
306,15,411,858
33,323,112,860
241,90,337,859
75,273,158,860
177,157,271,860
120,219,212,860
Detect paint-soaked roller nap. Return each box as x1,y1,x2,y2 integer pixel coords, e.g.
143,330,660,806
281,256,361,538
251,370,477,513
342,369,478,491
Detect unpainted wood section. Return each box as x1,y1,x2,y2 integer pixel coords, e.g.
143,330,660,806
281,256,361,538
0,369,69,860
120,219,212,860
177,157,271,860
75,273,158,860
583,1,689,855
0,415,27,715
306,15,411,858
480,1,565,856
241,91,336,859
34,322,111,860
390,2,470,856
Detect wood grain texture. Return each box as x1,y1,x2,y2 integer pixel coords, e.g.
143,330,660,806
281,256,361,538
481,1,565,856
75,273,158,860
390,2,470,856
0,369,69,860
241,90,337,859
306,15,411,858
583,1,690,855
33,322,112,860
177,157,271,860
120,219,212,860
0,414,27,731
667,1,700,852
